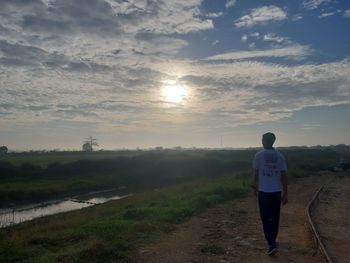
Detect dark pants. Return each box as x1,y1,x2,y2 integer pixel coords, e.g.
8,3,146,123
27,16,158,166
258,191,281,247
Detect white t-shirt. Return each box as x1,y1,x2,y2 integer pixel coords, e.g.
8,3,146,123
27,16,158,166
253,149,287,193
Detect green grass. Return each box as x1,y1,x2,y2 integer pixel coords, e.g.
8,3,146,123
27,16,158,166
1,148,349,207
1,149,349,261
0,175,248,263
0,149,254,206
0,151,143,167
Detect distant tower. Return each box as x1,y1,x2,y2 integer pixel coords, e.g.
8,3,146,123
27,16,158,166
0,146,8,155
82,136,98,152
82,142,93,152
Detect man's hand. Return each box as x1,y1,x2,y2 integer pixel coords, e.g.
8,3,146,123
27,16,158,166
282,193,288,205
251,184,258,197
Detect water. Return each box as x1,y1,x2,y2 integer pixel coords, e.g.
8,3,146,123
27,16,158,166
0,190,129,228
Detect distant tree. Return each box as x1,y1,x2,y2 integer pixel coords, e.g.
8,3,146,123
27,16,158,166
82,136,98,152
0,146,8,155
51,149,60,152
82,143,93,152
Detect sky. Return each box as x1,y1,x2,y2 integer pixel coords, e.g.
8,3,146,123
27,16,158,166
0,0,350,150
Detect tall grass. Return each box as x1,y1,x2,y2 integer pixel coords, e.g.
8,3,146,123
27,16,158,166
1,149,349,206
0,150,253,207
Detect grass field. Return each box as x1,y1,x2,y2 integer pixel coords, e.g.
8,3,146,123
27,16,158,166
0,149,349,207
0,150,254,207
0,175,248,263
0,150,146,167
0,149,349,262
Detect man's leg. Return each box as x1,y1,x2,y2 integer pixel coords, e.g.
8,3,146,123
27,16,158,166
258,192,275,247
271,192,281,243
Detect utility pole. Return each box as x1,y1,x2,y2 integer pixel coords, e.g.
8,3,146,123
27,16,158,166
83,136,99,151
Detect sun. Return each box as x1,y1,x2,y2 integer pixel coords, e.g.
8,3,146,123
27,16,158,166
162,81,188,104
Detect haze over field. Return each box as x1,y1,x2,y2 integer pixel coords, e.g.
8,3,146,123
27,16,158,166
0,0,350,150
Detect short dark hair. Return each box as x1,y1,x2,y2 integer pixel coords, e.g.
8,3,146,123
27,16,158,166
262,132,276,146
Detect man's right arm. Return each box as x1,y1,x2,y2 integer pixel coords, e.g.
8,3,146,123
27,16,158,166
252,169,259,196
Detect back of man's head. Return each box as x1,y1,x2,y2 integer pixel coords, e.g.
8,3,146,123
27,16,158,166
262,132,276,148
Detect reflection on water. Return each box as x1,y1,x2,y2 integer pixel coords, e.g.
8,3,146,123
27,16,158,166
0,191,128,228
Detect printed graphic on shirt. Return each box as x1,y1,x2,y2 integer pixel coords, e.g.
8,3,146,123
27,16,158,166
263,153,278,177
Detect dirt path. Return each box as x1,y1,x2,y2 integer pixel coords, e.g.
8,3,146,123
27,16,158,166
138,175,330,263
312,175,350,263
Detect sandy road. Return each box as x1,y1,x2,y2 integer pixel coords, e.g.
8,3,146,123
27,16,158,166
138,175,330,263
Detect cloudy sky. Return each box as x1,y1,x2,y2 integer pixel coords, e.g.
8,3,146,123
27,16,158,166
0,0,349,150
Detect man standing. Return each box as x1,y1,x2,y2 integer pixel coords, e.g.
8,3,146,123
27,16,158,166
252,132,288,256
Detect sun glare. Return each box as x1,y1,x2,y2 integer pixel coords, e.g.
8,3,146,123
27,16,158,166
162,81,188,104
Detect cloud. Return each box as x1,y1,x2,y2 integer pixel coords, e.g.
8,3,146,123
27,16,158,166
344,9,350,18
241,32,260,42
263,33,289,44
0,0,202,85
318,12,336,18
292,14,303,21
318,9,342,19
133,33,188,55
0,39,65,68
234,6,287,28
0,0,211,62
1,52,349,139
203,44,311,61
302,0,331,10
206,12,224,18
15,0,213,36
41,0,55,7
248,43,256,49
1,0,349,148
20,1,121,36
105,0,213,34
177,58,350,126
0,39,114,71
225,0,236,9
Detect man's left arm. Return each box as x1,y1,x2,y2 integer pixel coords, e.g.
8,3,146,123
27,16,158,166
281,171,288,205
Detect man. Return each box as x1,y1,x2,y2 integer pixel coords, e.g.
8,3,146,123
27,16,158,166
252,132,288,256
